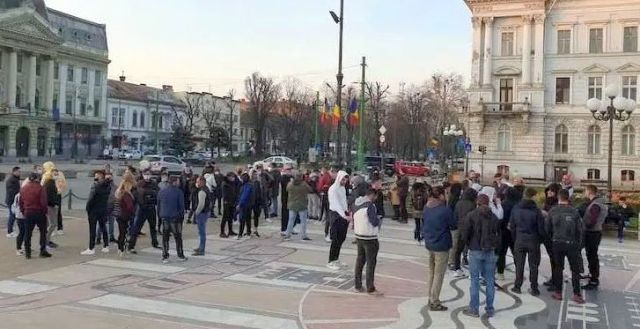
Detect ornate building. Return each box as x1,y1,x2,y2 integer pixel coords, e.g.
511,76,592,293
0,0,108,158
462,0,640,187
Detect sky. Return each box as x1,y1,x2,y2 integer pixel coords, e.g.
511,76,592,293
46,0,472,97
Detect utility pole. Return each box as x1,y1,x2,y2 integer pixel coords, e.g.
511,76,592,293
333,0,344,164
357,56,366,171
155,89,159,153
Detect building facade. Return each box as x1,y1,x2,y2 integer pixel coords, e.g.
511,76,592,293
0,0,108,158
463,0,640,188
107,78,184,153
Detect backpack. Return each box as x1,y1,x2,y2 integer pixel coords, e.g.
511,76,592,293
412,190,425,211
476,210,501,250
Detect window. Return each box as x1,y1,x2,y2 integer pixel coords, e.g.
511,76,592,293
111,108,118,126
140,112,145,128
499,78,513,111
94,70,102,86
622,125,635,156
151,113,156,128
497,124,511,151
34,89,40,109
624,26,638,53
589,28,603,53
79,98,86,116
557,30,571,54
159,115,164,129
65,94,72,115
623,76,638,101
555,77,571,104
622,170,636,182
17,54,22,73
118,108,126,127
81,68,88,84
15,86,22,108
93,99,100,117
54,62,59,80
587,125,600,155
587,169,601,180
53,93,58,110
67,65,74,82
588,77,603,99
132,110,138,127
35,58,40,76
501,32,514,56
554,124,569,153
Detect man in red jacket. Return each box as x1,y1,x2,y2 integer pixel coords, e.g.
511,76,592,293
317,167,335,242
19,172,51,259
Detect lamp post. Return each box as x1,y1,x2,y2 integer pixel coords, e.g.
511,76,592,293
586,84,637,200
330,0,344,164
443,124,463,172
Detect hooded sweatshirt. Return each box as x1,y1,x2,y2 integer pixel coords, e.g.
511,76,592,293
287,176,312,212
347,175,369,210
479,186,504,219
509,199,546,245
422,198,456,252
329,171,349,219
353,196,380,240
455,188,477,236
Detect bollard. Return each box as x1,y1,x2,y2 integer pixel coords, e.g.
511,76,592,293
68,189,72,210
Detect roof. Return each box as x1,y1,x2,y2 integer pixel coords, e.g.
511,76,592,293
108,80,185,108
46,7,107,51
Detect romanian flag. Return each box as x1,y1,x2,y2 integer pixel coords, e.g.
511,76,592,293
319,98,329,125
332,104,341,126
348,98,359,127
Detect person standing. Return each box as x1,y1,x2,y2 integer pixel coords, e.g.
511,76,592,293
397,173,410,223
113,173,136,257
220,172,239,238
422,186,455,311
353,189,383,296
318,167,334,241
327,171,350,270
561,174,574,198
248,170,265,237
192,176,212,256
82,170,111,255
284,172,312,240
613,196,634,243
547,189,585,304
581,185,608,290
496,187,520,281
370,171,385,219
98,171,117,244
12,191,26,255
307,172,321,220
411,182,428,243
452,188,478,277
280,165,294,235
157,176,187,263
269,166,281,219
509,188,546,296
41,162,60,249
5,166,20,238
129,170,160,253
462,194,501,318
19,173,51,259
447,183,463,269
236,173,254,240
214,168,224,216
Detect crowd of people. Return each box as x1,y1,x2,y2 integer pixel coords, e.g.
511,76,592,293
3,161,635,317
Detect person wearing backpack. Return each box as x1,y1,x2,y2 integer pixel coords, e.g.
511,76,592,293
462,194,501,318
411,182,428,243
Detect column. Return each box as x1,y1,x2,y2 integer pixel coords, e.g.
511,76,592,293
88,69,95,115
521,15,532,85
74,66,81,115
533,14,545,86
27,54,36,111
7,50,17,108
482,17,494,88
45,58,55,110
58,62,67,115
471,17,483,87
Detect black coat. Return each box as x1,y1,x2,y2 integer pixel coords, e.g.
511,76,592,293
5,174,20,206
86,181,111,217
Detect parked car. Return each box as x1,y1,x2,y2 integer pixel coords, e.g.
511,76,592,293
121,150,142,160
96,154,113,160
395,161,430,176
143,155,186,174
181,153,208,166
364,155,396,176
253,156,296,169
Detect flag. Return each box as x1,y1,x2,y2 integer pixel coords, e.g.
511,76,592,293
332,104,341,126
320,98,329,125
348,98,359,127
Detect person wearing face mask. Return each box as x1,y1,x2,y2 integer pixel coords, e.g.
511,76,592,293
81,170,111,255
327,171,350,270
128,169,160,253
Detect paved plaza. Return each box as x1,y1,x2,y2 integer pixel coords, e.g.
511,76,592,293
0,206,638,329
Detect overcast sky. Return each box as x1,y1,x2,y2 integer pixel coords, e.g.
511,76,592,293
46,0,471,96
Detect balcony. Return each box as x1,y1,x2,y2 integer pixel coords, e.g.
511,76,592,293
480,100,530,114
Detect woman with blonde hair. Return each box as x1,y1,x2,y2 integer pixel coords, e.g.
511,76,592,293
113,172,136,256
41,161,60,249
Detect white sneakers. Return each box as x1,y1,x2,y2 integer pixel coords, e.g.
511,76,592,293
326,261,341,271
16,249,24,256
101,247,110,253
453,269,466,278
324,235,332,243
81,248,95,256
56,230,64,236
497,273,505,281
6,232,18,238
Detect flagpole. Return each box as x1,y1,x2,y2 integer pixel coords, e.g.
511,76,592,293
357,56,366,172
315,91,320,149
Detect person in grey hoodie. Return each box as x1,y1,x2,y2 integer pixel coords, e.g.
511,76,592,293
353,189,382,296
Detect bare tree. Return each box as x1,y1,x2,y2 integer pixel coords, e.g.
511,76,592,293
244,72,280,156
365,82,390,155
275,77,314,156
223,89,238,156
178,92,204,134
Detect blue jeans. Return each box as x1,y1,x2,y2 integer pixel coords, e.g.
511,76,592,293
196,211,209,252
469,250,497,313
271,196,279,215
7,208,15,234
129,205,140,234
97,215,116,239
286,210,308,238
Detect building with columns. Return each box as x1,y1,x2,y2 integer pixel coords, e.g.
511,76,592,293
462,0,640,187
0,0,108,158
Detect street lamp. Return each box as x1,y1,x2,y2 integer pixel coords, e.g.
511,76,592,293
586,84,637,199
330,0,344,164
443,124,463,172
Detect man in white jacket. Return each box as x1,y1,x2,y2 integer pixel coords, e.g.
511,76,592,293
327,170,350,270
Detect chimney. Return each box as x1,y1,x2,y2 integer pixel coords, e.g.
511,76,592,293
162,85,173,92
119,75,126,82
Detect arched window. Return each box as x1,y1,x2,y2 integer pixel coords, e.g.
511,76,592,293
497,123,511,151
554,124,569,153
587,125,600,155
140,112,145,128
622,125,635,156
132,110,138,127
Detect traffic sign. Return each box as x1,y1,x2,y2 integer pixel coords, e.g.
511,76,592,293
379,135,386,143
465,143,472,153
379,125,387,135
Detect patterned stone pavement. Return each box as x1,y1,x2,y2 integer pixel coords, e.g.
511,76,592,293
0,208,639,329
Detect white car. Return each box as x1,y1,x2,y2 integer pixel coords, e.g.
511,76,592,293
253,156,296,169
122,150,142,160
143,155,186,174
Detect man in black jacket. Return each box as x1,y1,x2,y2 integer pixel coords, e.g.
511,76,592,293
497,187,520,281
509,187,546,296
220,172,239,237
81,170,111,255
452,188,477,276
547,189,585,304
128,170,160,252
280,166,293,234
5,166,20,238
